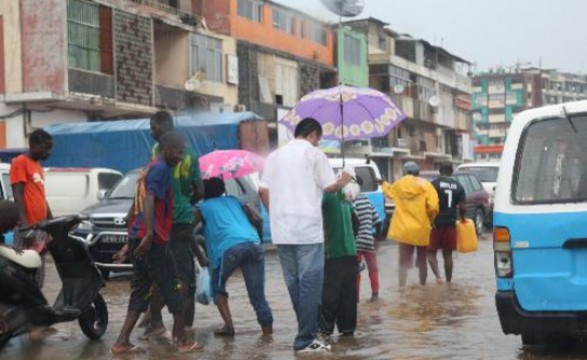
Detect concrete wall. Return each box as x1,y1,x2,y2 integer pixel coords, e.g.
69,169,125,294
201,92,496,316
21,0,67,93
154,27,189,88
0,103,87,148
336,27,368,87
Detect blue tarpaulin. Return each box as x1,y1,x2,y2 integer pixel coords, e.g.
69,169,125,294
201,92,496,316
43,112,263,173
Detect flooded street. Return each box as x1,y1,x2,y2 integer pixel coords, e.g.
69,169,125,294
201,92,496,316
3,235,587,359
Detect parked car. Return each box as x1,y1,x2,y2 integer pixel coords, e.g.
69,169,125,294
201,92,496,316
44,168,123,217
420,170,490,235
457,162,500,224
75,169,266,279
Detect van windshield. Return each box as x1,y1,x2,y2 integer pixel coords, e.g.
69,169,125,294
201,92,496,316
461,167,498,182
514,115,587,204
108,171,140,199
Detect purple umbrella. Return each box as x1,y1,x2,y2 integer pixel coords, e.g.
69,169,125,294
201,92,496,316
279,85,406,141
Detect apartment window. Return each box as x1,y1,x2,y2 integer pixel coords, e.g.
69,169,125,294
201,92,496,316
299,20,306,38
237,0,263,23
67,0,113,74
272,9,294,34
191,34,223,83
344,34,361,66
310,23,327,46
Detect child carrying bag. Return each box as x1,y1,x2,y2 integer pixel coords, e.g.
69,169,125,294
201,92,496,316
456,218,478,253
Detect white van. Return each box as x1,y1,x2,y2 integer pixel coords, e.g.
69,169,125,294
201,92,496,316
0,163,12,200
44,168,123,217
494,100,587,345
457,162,500,198
328,158,386,222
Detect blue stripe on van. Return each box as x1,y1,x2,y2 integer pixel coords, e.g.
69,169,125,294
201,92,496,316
494,210,587,311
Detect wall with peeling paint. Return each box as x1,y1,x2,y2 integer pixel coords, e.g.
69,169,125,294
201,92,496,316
21,0,67,93
0,0,23,93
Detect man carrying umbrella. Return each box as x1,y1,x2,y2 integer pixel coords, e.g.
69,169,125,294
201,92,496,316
259,118,352,354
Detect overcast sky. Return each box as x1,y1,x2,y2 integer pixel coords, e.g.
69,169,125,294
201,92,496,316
274,0,587,74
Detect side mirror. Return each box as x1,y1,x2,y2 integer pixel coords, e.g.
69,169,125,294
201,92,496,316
97,189,107,200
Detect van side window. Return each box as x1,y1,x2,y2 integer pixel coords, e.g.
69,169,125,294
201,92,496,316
1,174,12,200
99,173,123,192
355,167,377,192
469,175,483,192
514,116,587,203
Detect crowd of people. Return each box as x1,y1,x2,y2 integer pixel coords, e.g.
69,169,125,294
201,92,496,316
0,112,468,355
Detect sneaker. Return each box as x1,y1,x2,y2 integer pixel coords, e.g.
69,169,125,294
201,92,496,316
296,339,332,354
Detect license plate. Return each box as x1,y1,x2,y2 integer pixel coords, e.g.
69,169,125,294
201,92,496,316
100,234,127,244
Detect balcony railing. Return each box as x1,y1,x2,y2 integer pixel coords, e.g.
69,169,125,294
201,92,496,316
128,0,194,18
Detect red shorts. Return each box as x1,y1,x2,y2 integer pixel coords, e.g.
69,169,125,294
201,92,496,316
429,226,457,252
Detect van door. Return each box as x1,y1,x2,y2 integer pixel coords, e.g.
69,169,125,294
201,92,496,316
507,115,587,311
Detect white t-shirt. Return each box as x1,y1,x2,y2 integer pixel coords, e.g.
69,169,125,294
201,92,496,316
260,139,337,245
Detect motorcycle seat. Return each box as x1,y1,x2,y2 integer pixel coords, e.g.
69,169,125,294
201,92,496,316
0,247,42,269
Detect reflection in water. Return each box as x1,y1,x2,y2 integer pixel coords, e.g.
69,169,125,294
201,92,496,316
2,240,584,360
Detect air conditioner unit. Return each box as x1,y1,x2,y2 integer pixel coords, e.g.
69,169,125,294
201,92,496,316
397,138,406,147
210,103,233,114
234,104,246,112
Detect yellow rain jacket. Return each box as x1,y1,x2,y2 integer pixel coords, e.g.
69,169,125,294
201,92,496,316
383,175,439,246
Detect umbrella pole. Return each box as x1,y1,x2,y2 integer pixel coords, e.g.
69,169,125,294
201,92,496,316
340,89,345,168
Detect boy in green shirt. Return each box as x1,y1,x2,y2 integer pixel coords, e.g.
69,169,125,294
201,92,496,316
318,189,358,338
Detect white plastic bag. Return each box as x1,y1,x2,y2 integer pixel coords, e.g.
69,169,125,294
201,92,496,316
195,266,213,305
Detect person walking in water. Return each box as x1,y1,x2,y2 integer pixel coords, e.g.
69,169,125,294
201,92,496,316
382,162,438,286
428,162,465,283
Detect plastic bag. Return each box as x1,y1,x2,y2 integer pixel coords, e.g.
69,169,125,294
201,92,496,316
195,266,214,305
456,219,478,253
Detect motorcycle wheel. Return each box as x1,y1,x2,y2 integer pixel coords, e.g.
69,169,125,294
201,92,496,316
78,293,108,339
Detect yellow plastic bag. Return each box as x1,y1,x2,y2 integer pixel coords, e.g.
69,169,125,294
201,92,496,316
456,219,478,253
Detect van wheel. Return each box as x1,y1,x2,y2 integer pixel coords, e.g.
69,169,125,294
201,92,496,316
474,209,484,236
522,333,575,346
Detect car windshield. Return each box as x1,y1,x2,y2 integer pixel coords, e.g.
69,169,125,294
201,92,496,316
107,171,140,199
462,167,498,182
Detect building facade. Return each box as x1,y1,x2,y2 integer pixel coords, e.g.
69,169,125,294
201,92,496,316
0,0,238,148
195,0,335,146
346,18,474,180
472,68,587,160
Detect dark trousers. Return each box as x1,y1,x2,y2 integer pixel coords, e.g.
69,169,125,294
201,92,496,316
318,255,358,335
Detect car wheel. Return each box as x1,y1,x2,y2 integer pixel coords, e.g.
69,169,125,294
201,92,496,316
78,293,108,340
474,209,484,236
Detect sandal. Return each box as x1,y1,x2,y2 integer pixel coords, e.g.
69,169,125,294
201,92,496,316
111,344,145,354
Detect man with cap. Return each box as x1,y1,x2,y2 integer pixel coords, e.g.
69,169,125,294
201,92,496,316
381,162,439,286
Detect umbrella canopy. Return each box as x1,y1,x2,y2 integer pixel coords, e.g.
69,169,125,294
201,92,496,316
199,150,264,180
280,85,406,141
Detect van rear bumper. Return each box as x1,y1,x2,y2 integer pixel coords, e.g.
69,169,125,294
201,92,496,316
496,291,587,336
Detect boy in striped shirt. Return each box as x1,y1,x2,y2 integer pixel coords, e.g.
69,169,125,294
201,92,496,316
353,176,382,302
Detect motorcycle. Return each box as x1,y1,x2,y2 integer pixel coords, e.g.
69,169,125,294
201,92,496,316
0,215,108,350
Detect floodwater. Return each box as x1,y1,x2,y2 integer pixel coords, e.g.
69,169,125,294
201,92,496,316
3,235,587,360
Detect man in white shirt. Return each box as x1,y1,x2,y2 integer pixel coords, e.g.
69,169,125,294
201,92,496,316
259,118,352,353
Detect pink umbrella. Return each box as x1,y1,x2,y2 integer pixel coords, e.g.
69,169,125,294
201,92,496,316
199,150,264,180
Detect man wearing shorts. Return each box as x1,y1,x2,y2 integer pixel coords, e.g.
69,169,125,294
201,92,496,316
428,162,466,283
382,162,438,287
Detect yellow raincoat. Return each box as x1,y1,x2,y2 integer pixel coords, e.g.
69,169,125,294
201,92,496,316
383,175,439,246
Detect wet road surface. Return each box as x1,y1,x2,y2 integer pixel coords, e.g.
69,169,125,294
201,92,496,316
4,235,587,359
